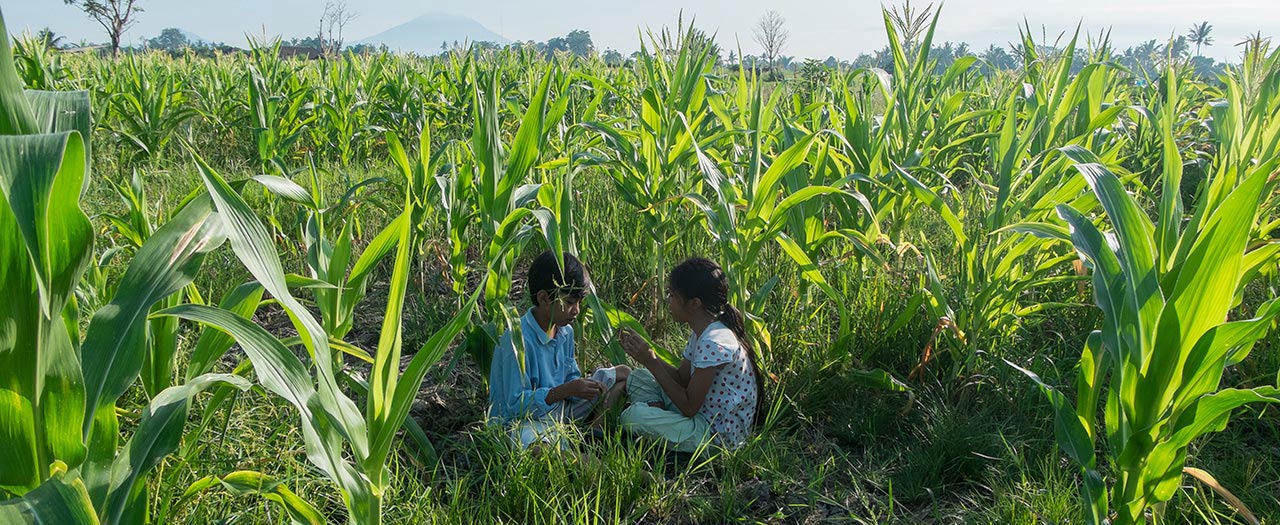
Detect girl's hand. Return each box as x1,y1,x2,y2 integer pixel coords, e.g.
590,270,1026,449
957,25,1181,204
619,328,656,365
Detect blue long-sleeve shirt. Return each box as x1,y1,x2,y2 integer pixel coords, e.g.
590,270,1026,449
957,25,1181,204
487,309,582,423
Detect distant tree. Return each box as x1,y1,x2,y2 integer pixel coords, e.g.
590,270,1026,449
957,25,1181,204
980,44,1017,72
727,49,737,66
1187,22,1213,57
287,36,323,49
1189,55,1221,78
147,27,189,52
564,29,594,57
824,55,837,68
63,0,143,56
35,28,66,50
546,36,569,55
603,48,623,66
347,42,388,55
441,41,448,53
752,10,788,77
316,0,357,55
1165,35,1189,60
1123,39,1161,76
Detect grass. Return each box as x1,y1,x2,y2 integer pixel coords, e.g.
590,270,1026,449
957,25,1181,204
82,146,1276,524
25,28,1271,520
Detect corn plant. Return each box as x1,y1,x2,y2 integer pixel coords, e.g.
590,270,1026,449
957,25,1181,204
830,5,987,245
467,64,562,316
309,55,379,166
581,24,718,317
278,159,398,346
897,27,1137,379
159,143,479,525
0,11,255,523
686,96,900,388
246,37,314,172
11,32,67,91
1011,64,1280,523
101,57,198,163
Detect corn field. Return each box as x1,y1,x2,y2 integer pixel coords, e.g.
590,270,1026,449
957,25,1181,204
3,5,1280,524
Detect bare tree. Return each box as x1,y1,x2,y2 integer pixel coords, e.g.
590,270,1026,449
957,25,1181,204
753,10,789,76
63,0,143,56
317,0,358,56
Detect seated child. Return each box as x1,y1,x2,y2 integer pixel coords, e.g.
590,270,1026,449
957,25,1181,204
618,257,764,452
488,250,630,448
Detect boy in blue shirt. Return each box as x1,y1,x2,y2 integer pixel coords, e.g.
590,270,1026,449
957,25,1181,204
488,250,630,447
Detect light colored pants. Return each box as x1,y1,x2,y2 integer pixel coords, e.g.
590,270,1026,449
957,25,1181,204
510,367,620,448
619,369,712,453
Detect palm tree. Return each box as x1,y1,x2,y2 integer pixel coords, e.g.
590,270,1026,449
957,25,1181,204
35,28,65,50
1187,22,1213,57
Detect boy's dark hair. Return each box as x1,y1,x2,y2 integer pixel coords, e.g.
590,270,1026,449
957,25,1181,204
528,250,590,306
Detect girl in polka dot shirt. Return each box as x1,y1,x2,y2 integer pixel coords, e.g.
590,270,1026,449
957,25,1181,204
617,257,765,452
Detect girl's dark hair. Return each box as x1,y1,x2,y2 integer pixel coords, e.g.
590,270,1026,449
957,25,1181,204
668,257,767,426
528,250,589,306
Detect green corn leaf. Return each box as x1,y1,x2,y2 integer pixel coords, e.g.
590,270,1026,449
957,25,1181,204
186,282,266,378
0,464,98,525
24,90,91,190
1061,146,1161,351
81,196,227,436
191,151,369,460
182,470,323,525
154,303,363,496
252,174,313,205
366,286,480,477
896,165,967,245
843,368,910,393
1005,359,1095,469
101,374,251,524
0,8,38,135
0,130,93,492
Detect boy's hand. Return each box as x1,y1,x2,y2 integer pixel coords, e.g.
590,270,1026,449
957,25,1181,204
555,378,605,401
619,328,656,365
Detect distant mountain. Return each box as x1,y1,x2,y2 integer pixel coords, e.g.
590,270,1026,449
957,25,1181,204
356,13,509,55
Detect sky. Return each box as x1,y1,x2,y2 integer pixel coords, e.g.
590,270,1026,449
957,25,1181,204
4,0,1276,62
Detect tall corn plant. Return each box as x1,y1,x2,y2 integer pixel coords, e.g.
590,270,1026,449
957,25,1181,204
159,145,478,525
464,64,566,315
246,37,314,173
0,10,253,523
97,169,197,398
11,33,67,91
686,102,901,388
429,61,578,376
830,5,987,245
1011,65,1280,523
581,24,718,314
899,27,1137,379
101,57,197,163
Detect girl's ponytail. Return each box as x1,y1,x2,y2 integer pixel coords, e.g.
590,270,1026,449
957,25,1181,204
716,304,767,426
